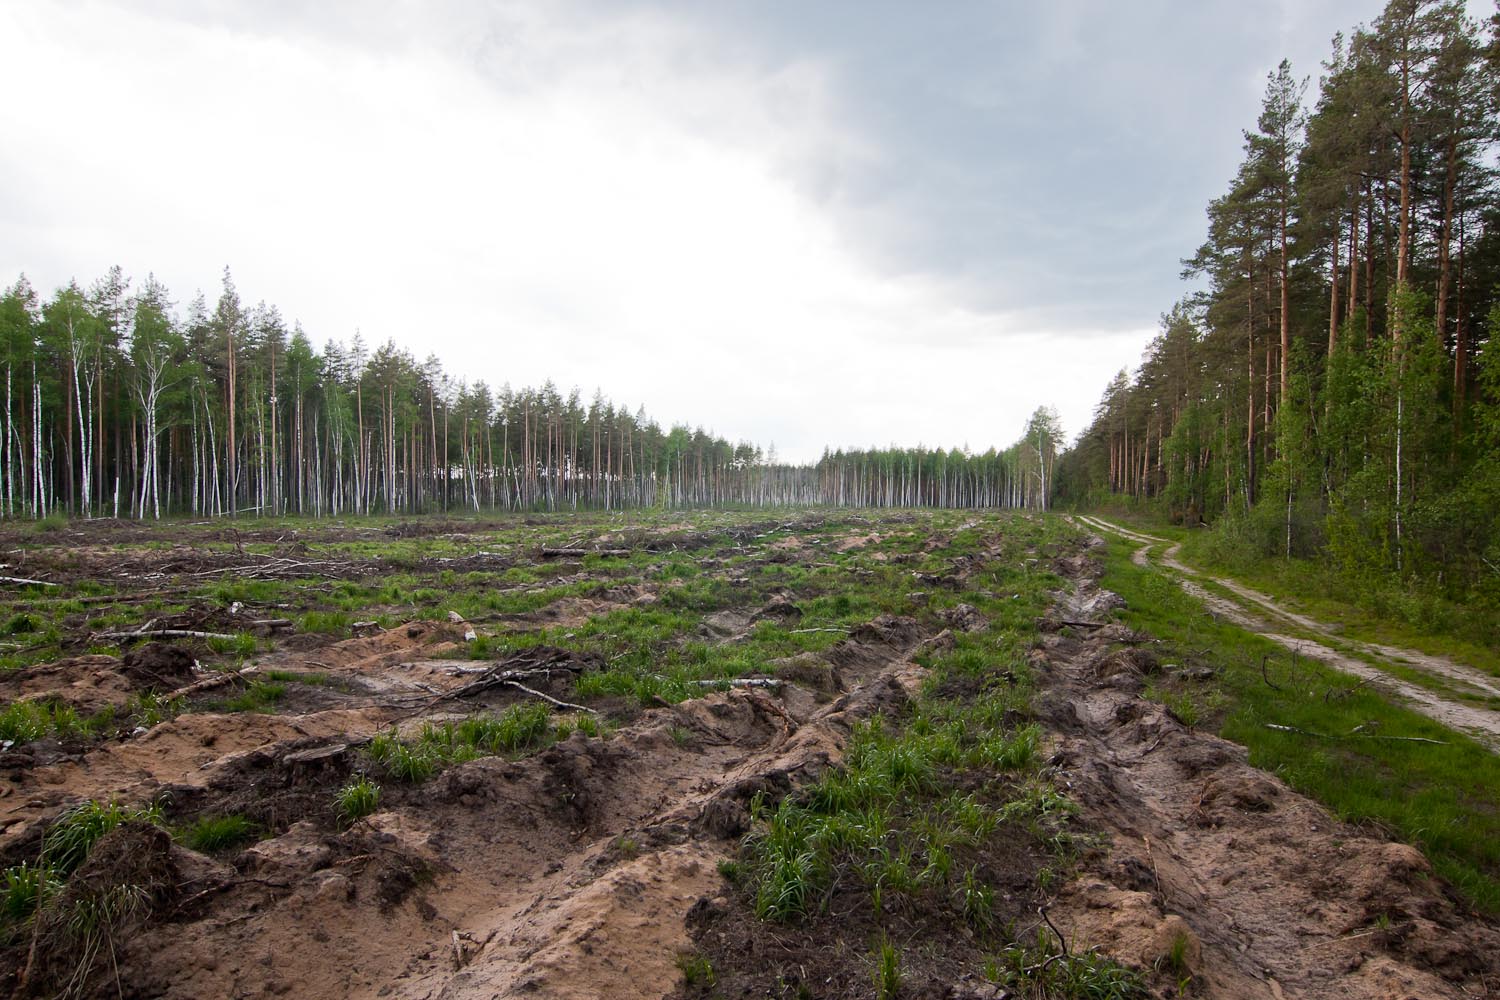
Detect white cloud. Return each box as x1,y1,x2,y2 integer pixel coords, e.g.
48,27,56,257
0,1,1152,462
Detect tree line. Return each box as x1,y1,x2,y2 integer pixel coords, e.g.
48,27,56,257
0,267,1061,519
1056,0,1500,597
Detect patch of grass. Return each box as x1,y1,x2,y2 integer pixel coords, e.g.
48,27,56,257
871,934,902,1000
216,679,286,713
182,814,259,853
1,862,62,928
127,691,181,728
336,777,382,826
262,669,331,686
368,732,437,782
986,932,1147,999
206,632,259,657
0,699,118,744
369,703,562,782
676,951,717,989
3,613,41,635
42,800,163,876
299,611,350,635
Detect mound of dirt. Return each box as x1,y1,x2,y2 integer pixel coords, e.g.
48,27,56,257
0,654,133,715
120,642,199,688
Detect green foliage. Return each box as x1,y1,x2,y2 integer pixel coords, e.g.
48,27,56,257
299,611,350,635
217,679,286,713
1,863,62,926
127,691,181,728
871,934,902,1000
182,814,258,853
368,703,561,783
42,800,163,876
676,951,717,989
3,613,40,635
207,632,259,657
987,933,1146,999
335,777,382,826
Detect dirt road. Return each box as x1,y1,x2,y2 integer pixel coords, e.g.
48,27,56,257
1077,515,1500,751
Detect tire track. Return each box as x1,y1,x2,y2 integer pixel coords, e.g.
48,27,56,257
1075,515,1500,752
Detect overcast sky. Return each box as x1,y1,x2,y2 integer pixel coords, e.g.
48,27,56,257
0,0,1418,461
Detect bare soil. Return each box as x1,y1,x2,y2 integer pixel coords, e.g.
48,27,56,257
0,514,1496,999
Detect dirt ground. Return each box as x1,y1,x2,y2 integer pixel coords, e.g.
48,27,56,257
0,513,1496,999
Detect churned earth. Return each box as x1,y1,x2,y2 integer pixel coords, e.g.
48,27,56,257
0,511,1494,998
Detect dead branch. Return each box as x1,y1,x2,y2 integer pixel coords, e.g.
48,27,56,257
690,678,782,688
497,679,595,713
166,664,259,700
539,547,630,558
789,627,848,634
0,575,58,588
1265,723,1448,745
1260,654,1282,692
93,628,240,642
1324,676,1373,703
1038,905,1069,957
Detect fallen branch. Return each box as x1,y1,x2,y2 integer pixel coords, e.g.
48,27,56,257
1324,676,1373,703
690,678,782,688
539,547,631,558
0,575,58,588
1038,905,1069,957
94,628,240,642
789,627,848,634
1260,654,1282,692
498,679,595,713
166,664,259,700
1264,723,1448,745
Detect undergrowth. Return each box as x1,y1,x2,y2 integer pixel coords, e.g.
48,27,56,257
367,702,563,781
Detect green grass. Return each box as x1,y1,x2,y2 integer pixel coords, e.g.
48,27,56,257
367,702,564,782
41,800,164,876
676,952,717,989
215,679,286,713
984,932,1146,999
0,699,121,744
0,862,62,929
871,934,902,1000
741,673,1049,926
1098,532,1500,915
182,814,259,853
299,611,351,635
335,777,382,825
206,632,260,657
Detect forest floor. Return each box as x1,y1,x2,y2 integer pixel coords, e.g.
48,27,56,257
1077,515,1500,751
0,510,1496,999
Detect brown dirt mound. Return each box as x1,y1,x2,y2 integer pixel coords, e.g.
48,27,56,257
1041,541,1500,999
119,642,199,688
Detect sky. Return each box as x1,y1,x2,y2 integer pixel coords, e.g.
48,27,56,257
0,0,1434,462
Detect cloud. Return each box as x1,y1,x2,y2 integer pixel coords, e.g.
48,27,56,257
0,1,1388,464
